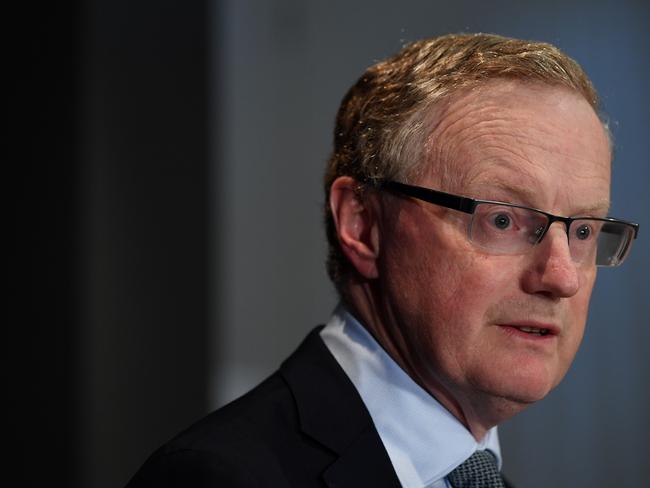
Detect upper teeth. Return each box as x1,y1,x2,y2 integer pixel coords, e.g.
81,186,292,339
518,327,549,336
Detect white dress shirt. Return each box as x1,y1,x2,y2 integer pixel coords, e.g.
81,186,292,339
320,305,502,488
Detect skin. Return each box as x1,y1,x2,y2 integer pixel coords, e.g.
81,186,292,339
329,80,612,441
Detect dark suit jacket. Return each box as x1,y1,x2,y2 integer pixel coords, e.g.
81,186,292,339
126,327,514,487
126,327,401,487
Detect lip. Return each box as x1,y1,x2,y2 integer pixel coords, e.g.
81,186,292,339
496,321,560,339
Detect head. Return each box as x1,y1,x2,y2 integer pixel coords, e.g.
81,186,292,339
325,33,616,438
325,33,604,287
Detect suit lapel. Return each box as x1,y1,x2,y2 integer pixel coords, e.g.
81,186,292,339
321,425,403,488
280,327,401,488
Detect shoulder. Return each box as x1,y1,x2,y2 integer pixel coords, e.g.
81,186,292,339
126,372,300,487
125,448,259,488
126,328,349,487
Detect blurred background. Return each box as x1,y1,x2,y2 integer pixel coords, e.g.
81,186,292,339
14,0,648,487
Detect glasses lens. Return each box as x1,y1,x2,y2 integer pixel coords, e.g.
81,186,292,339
568,219,635,266
470,203,636,266
469,203,548,253
594,221,635,266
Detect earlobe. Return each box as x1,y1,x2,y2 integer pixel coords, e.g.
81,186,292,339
329,176,380,279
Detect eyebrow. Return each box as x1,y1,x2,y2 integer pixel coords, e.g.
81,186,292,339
472,180,611,216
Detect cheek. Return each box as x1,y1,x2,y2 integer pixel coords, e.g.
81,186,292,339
568,267,596,324
428,252,520,325
396,246,476,321
559,270,596,358
407,251,519,364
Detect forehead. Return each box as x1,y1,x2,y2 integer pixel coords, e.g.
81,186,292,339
423,80,612,214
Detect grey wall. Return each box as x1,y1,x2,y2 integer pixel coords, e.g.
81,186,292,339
214,1,649,487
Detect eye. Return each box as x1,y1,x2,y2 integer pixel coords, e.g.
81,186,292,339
575,224,592,240
492,213,511,230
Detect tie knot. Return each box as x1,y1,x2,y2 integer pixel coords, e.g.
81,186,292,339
446,450,505,488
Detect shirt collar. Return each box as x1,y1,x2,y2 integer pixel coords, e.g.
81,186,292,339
320,304,502,488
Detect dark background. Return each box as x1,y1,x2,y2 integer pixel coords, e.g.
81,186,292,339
15,1,209,486
14,1,648,487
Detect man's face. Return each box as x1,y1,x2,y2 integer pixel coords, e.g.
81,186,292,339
376,81,611,420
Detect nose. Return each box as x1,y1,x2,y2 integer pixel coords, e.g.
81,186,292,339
521,224,580,298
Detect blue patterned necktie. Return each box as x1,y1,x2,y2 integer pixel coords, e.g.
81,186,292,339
446,450,506,488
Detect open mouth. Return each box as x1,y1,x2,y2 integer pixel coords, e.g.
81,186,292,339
498,322,558,338
514,326,550,337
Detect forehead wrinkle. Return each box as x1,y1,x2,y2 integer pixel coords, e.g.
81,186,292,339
420,95,518,186
423,99,571,190
464,161,540,202
467,171,611,216
463,115,585,163
438,116,609,199
428,126,553,197
420,82,611,209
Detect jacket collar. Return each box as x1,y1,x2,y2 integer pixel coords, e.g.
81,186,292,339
280,327,401,488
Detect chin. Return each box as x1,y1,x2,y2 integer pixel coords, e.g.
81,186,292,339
473,363,561,406
498,382,554,405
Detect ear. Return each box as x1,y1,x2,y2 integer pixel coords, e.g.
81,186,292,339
329,176,380,279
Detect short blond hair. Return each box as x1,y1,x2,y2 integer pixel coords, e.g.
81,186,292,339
324,33,601,290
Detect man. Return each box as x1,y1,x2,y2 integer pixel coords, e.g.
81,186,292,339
127,33,639,487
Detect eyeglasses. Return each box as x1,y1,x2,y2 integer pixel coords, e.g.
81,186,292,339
382,180,639,267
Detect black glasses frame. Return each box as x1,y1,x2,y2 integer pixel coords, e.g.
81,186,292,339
382,179,639,244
